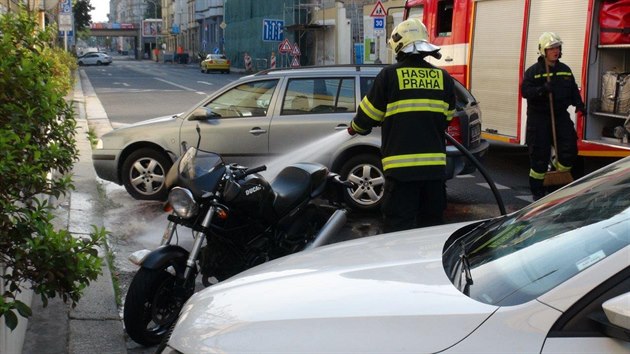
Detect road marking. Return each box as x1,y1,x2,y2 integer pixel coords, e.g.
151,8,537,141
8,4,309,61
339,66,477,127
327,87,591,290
516,195,534,203
197,81,214,86
455,174,475,178
196,92,208,95
154,77,196,91
97,88,181,93
477,182,510,190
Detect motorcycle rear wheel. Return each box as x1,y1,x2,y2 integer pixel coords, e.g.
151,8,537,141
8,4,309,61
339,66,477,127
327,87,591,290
123,267,194,346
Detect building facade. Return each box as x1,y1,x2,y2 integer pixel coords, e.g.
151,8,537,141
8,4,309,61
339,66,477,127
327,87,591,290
92,0,407,67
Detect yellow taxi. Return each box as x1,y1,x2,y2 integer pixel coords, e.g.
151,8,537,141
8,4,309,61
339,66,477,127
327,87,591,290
200,54,230,74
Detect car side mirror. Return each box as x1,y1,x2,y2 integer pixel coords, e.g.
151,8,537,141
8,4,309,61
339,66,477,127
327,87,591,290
590,293,630,342
190,107,217,120
604,293,630,332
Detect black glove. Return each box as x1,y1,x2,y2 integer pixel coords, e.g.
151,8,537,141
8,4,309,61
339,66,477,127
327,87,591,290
576,106,587,116
347,125,357,136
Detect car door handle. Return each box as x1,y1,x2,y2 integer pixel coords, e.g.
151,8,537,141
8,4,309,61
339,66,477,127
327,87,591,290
335,124,349,131
249,127,267,135
444,57,453,62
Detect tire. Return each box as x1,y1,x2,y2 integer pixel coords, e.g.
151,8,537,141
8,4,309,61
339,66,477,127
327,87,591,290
78,61,84,66
96,60,102,66
339,154,385,212
123,268,194,346
121,148,172,200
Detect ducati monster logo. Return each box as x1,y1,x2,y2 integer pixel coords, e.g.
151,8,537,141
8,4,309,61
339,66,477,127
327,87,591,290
245,185,262,196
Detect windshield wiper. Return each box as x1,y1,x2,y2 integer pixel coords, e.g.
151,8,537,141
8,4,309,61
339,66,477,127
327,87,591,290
459,240,474,295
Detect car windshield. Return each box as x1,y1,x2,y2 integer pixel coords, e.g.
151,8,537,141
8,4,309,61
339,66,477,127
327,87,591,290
443,157,630,306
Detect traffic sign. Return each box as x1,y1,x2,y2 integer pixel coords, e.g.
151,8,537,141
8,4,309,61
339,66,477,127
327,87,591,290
278,38,292,54
370,1,386,17
59,0,72,13
291,57,300,68
59,13,73,31
373,18,385,35
263,19,284,42
291,43,301,56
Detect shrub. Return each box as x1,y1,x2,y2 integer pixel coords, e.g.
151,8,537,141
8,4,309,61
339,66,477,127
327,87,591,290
0,11,105,330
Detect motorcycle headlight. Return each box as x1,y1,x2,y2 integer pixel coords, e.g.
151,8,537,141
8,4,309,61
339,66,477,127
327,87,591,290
168,187,199,219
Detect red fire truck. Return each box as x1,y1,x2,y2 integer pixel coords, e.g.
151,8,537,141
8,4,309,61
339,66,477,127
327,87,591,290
400,0,630,157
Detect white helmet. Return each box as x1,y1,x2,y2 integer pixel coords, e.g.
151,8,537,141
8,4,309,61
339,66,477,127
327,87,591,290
538,32,563,57
388,18,440,54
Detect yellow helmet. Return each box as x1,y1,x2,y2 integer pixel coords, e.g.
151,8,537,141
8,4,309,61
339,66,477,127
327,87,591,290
538,32,563,57
388,18,439,54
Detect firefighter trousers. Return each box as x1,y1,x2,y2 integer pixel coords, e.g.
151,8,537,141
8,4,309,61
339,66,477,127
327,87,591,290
381,177,446,233
526,110,578,198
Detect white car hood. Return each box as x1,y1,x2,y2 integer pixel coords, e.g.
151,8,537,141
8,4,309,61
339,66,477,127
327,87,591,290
170,222,499,353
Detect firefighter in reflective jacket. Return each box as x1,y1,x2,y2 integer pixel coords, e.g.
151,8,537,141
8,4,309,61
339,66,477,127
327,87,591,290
521,32,586,200
348,18,456,232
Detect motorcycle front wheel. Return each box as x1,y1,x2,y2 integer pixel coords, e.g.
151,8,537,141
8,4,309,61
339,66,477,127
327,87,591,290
123,267,195,346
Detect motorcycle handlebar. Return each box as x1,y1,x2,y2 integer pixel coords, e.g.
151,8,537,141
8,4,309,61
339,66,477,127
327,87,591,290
233,165,267,180
330,173,356,189
245,165,267,175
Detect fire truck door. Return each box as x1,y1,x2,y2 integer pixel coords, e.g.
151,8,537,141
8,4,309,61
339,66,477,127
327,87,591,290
470,0,525,140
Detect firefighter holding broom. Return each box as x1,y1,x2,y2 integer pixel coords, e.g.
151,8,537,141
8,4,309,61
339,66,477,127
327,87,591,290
521,32,586,201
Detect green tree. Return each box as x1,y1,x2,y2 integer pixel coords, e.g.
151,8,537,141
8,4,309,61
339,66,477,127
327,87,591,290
73,0,94,30
0,11,105,330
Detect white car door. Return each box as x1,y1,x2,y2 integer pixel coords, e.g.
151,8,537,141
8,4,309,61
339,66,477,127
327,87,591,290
540,253,630,354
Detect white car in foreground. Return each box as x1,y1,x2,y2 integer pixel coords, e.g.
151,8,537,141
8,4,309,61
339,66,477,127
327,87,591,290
161,157,630,354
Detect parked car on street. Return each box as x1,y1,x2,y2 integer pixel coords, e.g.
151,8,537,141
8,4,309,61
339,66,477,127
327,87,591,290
160,155,630,354
200,53,230,74
77,52,112,66
92,65,488,211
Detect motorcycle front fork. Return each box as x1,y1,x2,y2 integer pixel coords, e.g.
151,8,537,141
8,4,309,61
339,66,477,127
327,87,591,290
158,207,216,280
183,205,216,279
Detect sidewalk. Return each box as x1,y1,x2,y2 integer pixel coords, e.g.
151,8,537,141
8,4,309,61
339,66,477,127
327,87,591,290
21,70,126,353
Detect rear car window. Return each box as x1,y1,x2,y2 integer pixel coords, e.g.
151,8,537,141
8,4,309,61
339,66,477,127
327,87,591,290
281,78,356,115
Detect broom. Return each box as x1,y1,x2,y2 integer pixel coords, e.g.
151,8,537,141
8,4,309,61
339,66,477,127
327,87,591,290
543,62,574,187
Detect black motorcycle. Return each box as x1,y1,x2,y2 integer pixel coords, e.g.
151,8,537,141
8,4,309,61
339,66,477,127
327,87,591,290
123,144,351,346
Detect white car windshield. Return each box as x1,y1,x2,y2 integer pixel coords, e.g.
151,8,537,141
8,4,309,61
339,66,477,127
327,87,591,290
443,158,630,306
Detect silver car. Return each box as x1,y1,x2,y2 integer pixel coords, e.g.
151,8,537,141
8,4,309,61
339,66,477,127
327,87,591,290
77,52,112,66
93,65,488,211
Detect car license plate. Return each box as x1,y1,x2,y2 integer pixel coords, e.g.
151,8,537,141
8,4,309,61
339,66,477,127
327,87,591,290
471,123,481,145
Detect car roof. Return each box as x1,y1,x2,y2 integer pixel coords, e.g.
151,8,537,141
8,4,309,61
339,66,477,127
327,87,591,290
244,64,467,89
251,64,386,78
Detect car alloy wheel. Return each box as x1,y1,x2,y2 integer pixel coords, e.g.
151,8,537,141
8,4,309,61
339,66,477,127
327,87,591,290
340,153,385,212
121,148,172,200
